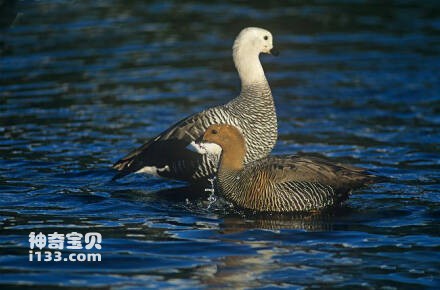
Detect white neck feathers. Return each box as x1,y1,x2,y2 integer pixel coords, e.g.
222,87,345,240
233,44,267,87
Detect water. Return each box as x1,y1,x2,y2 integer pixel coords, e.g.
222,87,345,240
1,0,439,288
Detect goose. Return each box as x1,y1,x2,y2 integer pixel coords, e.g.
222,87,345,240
113,27,279,182
189,124,378,212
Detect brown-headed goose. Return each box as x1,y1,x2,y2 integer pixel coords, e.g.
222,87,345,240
190,124,378,212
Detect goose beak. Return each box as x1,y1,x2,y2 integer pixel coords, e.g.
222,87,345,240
270,48,279,56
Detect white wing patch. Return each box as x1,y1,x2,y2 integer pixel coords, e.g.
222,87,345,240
187,141,222,155
135,165,170,177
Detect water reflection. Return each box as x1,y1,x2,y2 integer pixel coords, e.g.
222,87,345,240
116,185,341,232
221,212,337,232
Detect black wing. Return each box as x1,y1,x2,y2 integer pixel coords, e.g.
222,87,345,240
112,107,225,181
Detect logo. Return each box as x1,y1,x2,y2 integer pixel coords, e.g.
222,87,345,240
28,232,102,262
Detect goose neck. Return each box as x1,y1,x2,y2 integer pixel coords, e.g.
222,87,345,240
218,145,245,172
233,48,267,87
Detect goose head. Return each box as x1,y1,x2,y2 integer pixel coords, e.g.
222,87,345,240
188,124,247,170
233,27,278,57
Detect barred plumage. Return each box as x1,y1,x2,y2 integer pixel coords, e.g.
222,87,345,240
112,27,278,182
193,124,379,213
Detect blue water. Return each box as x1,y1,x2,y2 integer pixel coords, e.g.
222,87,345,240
1,0,439,288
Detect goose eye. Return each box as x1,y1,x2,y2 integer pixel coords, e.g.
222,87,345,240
263,35,268,40
211,129,218,134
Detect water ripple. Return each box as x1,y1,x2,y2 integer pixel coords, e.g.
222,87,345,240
1,0,439,289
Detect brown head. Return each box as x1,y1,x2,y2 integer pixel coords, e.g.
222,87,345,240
201,124,247,171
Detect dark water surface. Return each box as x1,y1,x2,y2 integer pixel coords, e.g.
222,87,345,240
1,0,439,289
